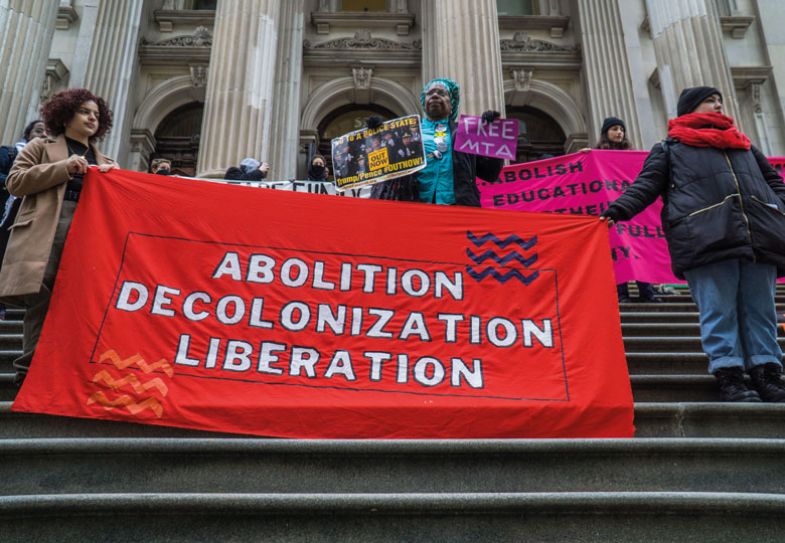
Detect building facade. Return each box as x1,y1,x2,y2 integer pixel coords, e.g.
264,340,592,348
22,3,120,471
2,0,785,179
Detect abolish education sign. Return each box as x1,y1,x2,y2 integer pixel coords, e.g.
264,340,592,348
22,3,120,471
13,169,633,438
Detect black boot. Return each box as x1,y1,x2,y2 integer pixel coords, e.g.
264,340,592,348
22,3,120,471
749,363,785,403
714,367,761,402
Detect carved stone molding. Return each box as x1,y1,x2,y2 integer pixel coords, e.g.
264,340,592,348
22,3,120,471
310,11,415,35
500,32,578,53
154,9,216,33
57,1,79,30
731,65,771,113
511,68,533,92
142,25,213,46
720,15,754,39
40,58,70,104
304,32,421,50
140,26,213,65
352,66,373,90
499,33,581,68
498,15,570,38
189,64,208,88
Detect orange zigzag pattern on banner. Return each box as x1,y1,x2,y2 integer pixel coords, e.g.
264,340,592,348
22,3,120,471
87,391,164,418
92,369,169,396
100,349,174,377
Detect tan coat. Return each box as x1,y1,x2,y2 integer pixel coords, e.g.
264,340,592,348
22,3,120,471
0,134,112,299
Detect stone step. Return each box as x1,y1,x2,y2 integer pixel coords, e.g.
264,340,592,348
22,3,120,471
621,312,699,323
0,362,716,402
622,323,701,335
624,336,785,352
1,492,783,542
3,402,785,439
619,302,785,312
632,375,718,402
635,403,785,438
626,352,707,375
0,334,22,348
2,438,785,496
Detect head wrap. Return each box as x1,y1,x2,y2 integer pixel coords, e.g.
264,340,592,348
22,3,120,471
677,86,722,117
420,78,460,121
240,157,261,174
601,117,625,137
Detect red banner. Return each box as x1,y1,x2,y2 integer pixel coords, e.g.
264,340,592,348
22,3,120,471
12,169,633,438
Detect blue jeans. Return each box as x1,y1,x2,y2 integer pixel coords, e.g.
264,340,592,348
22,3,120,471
684,259,783,375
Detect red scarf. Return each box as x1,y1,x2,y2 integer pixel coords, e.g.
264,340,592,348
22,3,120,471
667,112,751,150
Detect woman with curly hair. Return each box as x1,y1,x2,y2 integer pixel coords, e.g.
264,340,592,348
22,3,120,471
0,88,117,386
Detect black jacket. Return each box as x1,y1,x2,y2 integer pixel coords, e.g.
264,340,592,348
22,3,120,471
224,167,267,181
370,147,503,206
606,139,785,278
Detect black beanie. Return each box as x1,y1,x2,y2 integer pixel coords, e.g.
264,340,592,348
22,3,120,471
677,86,722,116
601,117,625,136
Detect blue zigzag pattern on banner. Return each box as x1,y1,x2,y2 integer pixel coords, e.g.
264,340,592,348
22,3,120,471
466,266,540,285
466,232,538,250
466,248,538,267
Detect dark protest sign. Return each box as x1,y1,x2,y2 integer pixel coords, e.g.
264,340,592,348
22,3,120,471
453,115,520,160
331,114,426,192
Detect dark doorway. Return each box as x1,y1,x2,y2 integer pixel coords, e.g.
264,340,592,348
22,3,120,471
153,102,204,177
507,106,566,163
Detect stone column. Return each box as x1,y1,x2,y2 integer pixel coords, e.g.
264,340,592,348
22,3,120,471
0,1,57,144
421,0,505,116
645,0,738,120
267,0,304,181
83,0,145,165
197,0,281,178
577,0,642,147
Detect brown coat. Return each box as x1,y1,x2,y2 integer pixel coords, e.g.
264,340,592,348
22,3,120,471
0,135,112,299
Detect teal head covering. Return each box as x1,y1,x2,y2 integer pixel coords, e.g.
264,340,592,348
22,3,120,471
420,78,460,121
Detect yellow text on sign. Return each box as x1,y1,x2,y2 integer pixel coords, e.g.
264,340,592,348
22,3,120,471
368,148,389,172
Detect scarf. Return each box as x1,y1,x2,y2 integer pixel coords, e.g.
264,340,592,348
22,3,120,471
667,112,751,150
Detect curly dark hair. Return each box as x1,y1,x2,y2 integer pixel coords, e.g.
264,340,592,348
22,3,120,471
41,88,113,142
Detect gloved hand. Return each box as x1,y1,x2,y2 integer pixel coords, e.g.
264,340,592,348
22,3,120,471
600,208,620,226
481,110,501,124
366,115,383,130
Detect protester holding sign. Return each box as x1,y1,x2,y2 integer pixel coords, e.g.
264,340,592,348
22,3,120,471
371,78,504,205
0,88,118,387
595,117,660,304
601,86,785,402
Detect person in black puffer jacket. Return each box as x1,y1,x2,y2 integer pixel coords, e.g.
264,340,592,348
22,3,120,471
602,86,785,403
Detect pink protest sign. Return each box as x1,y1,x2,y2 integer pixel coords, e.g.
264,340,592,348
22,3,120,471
453,115,520,160
479,150,679,284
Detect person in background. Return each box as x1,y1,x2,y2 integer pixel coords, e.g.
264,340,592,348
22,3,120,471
0,88,118,387
596,116,660,304
224,158,270,181
150,158,173,176
370,78,503,205
0,121,47,320
307,154,329,182
601,86,785,403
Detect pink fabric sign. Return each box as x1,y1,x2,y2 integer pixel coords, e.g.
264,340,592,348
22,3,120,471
453,115,520,160
479,150,679,284
480,150,785,284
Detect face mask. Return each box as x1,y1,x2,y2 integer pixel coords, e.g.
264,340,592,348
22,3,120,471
311,165,325,176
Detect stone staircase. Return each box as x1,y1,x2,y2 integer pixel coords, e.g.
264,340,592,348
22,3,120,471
1,287,785,542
